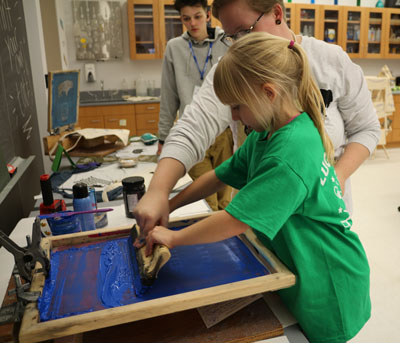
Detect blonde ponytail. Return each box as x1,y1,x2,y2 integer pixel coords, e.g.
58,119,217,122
214,32,334,164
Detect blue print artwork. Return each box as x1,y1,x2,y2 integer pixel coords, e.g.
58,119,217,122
38,234,270,322
50,71,79,131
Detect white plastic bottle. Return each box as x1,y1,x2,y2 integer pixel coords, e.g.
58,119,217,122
136,74,147,97
376,27,381,42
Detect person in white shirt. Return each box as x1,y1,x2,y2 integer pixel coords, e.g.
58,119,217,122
134,0,380,241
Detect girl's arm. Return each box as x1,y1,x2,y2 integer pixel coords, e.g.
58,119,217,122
145,210,249,256
169,170,226,213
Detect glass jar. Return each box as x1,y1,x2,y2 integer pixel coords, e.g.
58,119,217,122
122,176,146,218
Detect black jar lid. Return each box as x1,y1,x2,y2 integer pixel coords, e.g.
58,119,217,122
122,176,145,190
73,182,89,198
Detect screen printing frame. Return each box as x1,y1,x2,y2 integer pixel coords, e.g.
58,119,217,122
19,213,295,343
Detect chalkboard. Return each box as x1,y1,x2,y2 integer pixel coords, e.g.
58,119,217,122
0,0,44,234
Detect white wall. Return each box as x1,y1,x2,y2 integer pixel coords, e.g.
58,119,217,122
55,0,400,91
57,0,163,92
23,0,52,173
353,59,400,78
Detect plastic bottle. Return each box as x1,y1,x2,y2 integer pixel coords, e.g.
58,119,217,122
136,74,147,97
376,27,381,42
73,183,96,231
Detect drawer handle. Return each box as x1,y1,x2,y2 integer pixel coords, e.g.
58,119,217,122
107,119,119,122
146,106,156,110
90,120,101,123
147,120,156,123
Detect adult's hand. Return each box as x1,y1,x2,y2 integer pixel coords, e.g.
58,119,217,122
334,142,370,196
133,158,186,247
133,189,169,247
156,142,163,156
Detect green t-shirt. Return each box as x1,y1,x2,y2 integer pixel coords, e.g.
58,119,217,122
215,113,370,343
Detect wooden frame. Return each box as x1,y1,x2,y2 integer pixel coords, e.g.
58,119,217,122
47,70,80,134
19,214,295,343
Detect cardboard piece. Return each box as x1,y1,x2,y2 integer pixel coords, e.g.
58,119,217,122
197,294,263,328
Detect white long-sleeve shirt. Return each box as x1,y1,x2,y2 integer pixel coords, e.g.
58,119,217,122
161,36,381,211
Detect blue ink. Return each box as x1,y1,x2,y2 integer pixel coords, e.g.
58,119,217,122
98,240,136,307
39,234,270,322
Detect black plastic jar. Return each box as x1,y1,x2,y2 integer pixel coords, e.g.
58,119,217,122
122,176,145,218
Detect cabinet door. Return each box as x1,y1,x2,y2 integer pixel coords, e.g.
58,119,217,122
128,0,161,60
78,116,104,129
319,5,343,46
104,114,136,135
285,3,295,32
136,113,159,135
159,1,184,55
384,8,400,58
294,4,321,38
341,7,364,58
363,8,385,58
135,103,160,136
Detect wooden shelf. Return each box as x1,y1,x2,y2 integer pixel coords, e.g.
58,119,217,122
369,19,382,25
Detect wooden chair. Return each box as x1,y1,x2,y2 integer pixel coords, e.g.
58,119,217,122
365,76,394,159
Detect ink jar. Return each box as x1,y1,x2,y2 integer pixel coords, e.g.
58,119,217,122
89,187,108,228
47,212,82,236
122,176,145,218
73,182,96,231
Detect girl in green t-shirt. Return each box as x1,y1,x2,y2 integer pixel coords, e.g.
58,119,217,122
140,33,371,343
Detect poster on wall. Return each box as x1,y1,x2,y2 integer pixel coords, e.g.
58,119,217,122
47,70,80,134
72,0,123,61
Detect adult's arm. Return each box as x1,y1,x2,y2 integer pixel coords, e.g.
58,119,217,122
133,158,185,240
160,64,232,172
335,142,369,193
335,50,380,191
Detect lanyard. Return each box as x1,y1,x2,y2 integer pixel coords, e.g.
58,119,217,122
188,41,213,81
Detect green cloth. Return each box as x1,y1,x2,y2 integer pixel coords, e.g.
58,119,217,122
215,113,370,343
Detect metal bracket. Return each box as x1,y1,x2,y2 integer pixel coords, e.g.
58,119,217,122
0,217,49,282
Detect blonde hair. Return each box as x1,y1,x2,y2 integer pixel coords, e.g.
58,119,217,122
214,32,334,164
212,0,287,21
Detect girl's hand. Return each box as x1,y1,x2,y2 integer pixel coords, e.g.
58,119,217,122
145,226,176,256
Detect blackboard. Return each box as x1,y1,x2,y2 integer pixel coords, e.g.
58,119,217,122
0,0,44,234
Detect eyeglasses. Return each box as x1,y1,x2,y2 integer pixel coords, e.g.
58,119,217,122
221,13,264,47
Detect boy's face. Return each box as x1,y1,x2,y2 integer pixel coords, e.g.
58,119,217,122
180,5,210,40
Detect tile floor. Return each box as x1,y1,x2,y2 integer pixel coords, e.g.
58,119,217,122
350,147,400,342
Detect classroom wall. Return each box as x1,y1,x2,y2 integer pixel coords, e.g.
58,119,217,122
26,0,400,176
52,0,400,92
25,0,53,173
56,0,163,92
